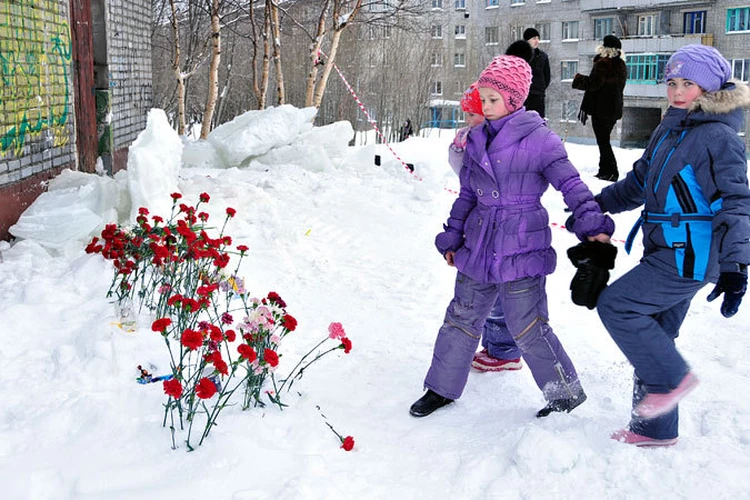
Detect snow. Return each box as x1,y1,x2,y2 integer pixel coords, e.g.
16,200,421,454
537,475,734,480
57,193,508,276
2,107,750,499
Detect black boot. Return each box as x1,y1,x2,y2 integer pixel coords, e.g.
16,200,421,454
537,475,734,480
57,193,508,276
409,389,454,417
536,390,587,418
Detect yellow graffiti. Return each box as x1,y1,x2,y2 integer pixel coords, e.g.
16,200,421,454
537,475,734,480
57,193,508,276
0,0,72,156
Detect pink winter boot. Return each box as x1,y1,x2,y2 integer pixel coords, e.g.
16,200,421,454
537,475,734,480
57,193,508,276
471,349,522,372
611,429,679,447
633,372,699,419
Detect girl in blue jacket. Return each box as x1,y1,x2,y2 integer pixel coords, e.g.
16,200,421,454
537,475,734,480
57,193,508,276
596,45,750,447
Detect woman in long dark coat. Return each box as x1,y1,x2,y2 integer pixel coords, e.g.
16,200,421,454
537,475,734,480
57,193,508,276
572,35,627,182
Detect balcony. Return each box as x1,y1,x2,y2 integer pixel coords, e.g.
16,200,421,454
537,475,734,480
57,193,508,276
580,0,694,12
578,33,712,56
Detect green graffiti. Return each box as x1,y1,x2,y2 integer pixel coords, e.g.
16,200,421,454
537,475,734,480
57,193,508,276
0,0,72,156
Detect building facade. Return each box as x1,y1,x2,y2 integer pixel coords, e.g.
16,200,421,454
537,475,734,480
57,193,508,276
426,0,749,149
0,0,152,240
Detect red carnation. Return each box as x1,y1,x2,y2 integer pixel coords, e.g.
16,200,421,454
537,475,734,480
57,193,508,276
199,192,210,203
341,435,355,451
237,245,249,253
163,378,183,399
225,329,237,342
170,192,182,200
282,314,297,332
181,329,203,350
263,348,279,367
226,207,236,217
151,317,172,333
238,344,257,362
196,377,218,399
340,337,352,354
267,291,287,308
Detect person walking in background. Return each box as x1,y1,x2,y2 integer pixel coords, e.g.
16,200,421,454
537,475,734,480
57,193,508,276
572,35,627,182
522,28,551,118
594,45,750,447
409,54,614,419
400,118,414,141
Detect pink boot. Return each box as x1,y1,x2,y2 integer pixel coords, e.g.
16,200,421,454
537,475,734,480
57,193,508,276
471,348,522,372
611,429,678,447
633,372,699,419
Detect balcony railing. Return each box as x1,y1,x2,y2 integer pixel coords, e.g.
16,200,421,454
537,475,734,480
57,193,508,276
580,0,696,13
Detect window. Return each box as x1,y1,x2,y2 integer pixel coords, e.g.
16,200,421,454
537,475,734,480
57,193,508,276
383,25,392,39
455,0,466,9
727,8,750,32
430,52,443,67
511,0,525,5
432,0,443,9
561,100,578,122
454,53,466,67
683,11,706,34
733,59,750,82
486,0,499,7
485,26,499,45
510,25,525,40
562,21,579,41
455,25,466,39
627,53,670,83
431,81,443,96
594,18,613,40
561,60,578,80
455,81,465,94
535,23,550,41
431,24,443,38
638,14,658,36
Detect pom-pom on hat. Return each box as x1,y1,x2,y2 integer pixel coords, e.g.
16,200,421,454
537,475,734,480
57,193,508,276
664,44,732,92
602,35,621,49
460,83,483,115
505,40,533,63
477,55,532,113
523,28,540,41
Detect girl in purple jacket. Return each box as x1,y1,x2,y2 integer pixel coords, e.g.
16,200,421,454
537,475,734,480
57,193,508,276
410,55,614,418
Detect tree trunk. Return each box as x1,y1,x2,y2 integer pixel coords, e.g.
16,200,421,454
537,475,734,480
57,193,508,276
169,0,187,135
269,1,284,105
258,3,272,110
200,0,221,139
304,0,330,107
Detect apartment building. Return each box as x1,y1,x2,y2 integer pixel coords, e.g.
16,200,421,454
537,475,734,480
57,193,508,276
426,0,750,150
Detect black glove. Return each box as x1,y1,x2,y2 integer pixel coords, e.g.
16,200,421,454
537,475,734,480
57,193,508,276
706,271,747,318
567,241,618,310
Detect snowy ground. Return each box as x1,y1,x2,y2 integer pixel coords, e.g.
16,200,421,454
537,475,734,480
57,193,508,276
1,108,750,499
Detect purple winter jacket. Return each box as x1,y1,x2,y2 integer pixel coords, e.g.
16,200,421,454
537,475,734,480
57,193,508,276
435,109,614,283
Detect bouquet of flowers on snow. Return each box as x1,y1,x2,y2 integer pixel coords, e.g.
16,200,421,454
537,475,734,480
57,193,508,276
86,192,352,450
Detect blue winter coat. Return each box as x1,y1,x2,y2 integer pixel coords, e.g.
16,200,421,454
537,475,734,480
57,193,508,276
436,109,614,283
597,82,750,281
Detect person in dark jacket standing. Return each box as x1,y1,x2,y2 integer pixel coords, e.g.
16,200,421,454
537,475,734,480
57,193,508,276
522,28,551,118
572,35,627,182
595,45,750,447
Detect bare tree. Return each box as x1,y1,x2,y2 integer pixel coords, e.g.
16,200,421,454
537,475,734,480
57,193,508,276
200,0,223,139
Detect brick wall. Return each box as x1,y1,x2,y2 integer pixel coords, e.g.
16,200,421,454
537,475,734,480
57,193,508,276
0,0,77,186
106,0,153,153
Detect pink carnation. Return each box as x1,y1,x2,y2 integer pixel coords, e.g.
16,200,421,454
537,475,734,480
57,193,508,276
328,322,346,340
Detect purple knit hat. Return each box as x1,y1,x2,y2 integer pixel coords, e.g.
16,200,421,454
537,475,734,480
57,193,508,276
664,44,732,92
477,55,532,112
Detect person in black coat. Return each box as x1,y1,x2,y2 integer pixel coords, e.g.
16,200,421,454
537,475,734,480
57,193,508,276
522,28,551,118
572,35,627,182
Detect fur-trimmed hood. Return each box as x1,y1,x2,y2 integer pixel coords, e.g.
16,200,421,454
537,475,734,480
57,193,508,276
596,46,625,61
689,79,750,115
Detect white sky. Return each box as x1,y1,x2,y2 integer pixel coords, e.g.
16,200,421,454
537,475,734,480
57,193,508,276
1,106,749,499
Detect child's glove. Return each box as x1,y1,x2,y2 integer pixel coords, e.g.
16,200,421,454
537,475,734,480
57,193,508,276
567,241,618,309
706,271,747,318
452,127,470,150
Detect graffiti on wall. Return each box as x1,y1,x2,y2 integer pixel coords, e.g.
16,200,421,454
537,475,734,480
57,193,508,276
0,0,72,157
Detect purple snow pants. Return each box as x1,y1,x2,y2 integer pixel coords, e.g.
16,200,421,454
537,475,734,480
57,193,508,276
424,272,582,401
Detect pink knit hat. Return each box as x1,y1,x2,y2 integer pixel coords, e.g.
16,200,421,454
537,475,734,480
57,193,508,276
477,55,532,112
460,83,483,115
